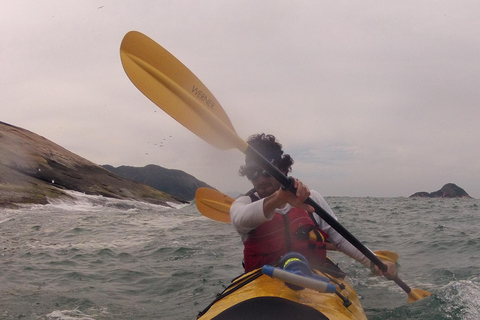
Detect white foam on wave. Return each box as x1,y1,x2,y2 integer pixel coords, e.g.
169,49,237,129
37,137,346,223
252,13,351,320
167,201,190,209
45,190,175,212
46,307,100,320
439,280,480,320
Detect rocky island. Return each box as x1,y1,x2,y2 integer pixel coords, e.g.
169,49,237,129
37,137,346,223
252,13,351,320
0,121,206,208
102,164,211,202
410,183,472,199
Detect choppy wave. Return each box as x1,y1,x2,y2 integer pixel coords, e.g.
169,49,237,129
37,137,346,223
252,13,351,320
436,280,480,320
45,190,187,211
1,196,478,319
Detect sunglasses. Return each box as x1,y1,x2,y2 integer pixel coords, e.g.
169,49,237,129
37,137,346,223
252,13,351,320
245,167,271,180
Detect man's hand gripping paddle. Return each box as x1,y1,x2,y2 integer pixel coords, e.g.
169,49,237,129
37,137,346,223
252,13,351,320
195,187,399,263
120,31,430,302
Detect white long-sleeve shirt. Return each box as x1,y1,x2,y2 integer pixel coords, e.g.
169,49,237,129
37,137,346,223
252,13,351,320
230,190,371,267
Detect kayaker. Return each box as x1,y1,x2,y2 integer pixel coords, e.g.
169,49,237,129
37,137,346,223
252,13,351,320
230,133,396,279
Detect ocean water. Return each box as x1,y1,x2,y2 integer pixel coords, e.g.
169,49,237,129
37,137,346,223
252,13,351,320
1,192,479,319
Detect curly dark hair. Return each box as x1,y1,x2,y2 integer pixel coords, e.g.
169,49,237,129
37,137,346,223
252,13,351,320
239,133,294,176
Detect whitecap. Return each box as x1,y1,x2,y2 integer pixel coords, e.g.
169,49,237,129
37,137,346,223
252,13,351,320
45,190,174,212
438,280,480,320
46,308,96,320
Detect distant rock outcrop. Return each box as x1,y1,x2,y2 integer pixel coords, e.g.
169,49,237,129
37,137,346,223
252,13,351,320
0,121,182,207
410,183,472,198
102,164,212,202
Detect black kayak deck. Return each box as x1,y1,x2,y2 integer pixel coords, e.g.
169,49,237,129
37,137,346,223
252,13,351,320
211,296,330,320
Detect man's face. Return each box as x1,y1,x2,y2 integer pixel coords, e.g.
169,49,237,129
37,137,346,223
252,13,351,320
246,166,283,198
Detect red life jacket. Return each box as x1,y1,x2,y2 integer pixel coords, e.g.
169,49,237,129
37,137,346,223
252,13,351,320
243,207,329,272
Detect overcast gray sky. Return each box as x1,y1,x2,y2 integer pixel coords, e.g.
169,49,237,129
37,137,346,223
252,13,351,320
2,1,479,198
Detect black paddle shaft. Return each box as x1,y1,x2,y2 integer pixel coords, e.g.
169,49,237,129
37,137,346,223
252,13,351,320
244,145,388,272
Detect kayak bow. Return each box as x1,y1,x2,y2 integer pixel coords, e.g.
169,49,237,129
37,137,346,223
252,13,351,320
197,257,366,320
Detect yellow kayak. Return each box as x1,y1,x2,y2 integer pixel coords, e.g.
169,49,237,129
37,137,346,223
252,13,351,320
197,256,367,320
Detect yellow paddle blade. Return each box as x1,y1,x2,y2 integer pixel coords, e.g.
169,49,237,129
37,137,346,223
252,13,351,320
408,288,432,303
374,250,399,263
195,187,234,223
120,31,248,152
